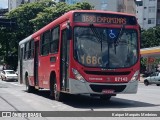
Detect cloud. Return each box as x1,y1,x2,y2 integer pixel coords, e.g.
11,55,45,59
0,0,8,9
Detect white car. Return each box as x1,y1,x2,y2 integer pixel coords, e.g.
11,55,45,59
144,72,160,86
1,70,18,81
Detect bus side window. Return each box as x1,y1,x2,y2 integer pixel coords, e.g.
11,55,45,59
24,42,29,60
50,26,60,53
41,31,50,56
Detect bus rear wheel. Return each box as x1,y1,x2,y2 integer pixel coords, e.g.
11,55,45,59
25,75,35,93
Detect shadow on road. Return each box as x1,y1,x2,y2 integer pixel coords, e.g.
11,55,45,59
27,89,160,109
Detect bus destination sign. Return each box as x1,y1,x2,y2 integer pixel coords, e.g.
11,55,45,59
74,12,137,25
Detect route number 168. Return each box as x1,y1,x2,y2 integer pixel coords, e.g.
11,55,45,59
81,55,101,65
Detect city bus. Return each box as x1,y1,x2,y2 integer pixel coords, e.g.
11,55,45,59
18,10,140,101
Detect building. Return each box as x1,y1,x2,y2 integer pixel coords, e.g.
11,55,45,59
0,8,8,16
8,0,41,11
8,0,136,14
60,0,136,14
136,0,160,30
122,0,136,14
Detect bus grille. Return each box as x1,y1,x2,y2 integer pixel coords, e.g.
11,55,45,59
89,84,126,93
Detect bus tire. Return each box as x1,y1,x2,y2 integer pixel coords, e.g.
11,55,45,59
50,75,54,99
100,95,111,101
156,84,160,86
25,74,35,93
54,82,64,101
50,73,63,101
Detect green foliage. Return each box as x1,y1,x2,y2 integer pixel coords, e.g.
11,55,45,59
0,0,93,68
31,2,93,31
141,26,160,48
140,26,160,71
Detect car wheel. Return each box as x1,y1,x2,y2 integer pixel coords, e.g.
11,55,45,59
156,84,160,86
144,80,149,86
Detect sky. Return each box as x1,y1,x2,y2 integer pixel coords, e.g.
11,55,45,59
0,0,8,9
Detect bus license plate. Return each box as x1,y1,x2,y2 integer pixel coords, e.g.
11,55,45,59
102,89,114,94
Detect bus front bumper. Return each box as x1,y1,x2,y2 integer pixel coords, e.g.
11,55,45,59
69,78,138,95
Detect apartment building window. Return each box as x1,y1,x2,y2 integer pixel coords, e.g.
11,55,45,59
136,1,143,6
157,19,160,24
149,6,155,13
148,18,155,24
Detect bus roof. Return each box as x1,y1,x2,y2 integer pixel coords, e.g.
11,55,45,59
19,10,136,45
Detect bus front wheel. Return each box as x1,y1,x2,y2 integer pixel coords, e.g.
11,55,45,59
53,82,63,101
50,74,63,101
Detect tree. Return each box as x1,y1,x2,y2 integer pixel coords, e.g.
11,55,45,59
141,26,160,48
140,26,160,73
0,0,93,69
31,2,93,31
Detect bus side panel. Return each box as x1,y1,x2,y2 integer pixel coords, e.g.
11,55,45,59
23,59,34,86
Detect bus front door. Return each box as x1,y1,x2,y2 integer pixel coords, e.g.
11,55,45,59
60,29,70,91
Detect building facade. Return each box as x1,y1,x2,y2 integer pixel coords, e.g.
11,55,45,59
122,0,136,14
8,0,136,14
8,0,41,11
136,0,159,30
60,0,136,14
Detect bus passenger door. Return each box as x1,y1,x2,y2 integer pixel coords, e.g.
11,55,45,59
34,41,39,86
60,29,70,91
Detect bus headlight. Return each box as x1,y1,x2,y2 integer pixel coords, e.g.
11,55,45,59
130,70,139,82
72,68,85,83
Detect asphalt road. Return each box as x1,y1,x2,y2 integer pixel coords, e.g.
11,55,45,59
0,79,160,120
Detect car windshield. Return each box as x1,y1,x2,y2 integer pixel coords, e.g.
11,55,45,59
5,71,15,74
74,26,138,68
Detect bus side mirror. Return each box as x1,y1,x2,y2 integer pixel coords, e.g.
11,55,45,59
66,22,72,40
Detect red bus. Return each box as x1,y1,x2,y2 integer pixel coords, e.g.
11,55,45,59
18,10,140,101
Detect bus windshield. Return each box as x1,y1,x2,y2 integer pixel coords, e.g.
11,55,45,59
74,26,138,68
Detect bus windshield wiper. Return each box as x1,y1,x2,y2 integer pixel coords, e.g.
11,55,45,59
89,24,103,51
114,24,125,54
89,24,109,68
